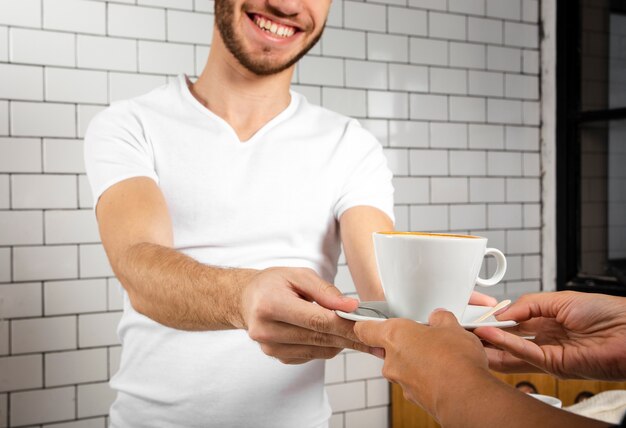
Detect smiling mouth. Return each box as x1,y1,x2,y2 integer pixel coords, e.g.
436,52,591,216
250,13,297,38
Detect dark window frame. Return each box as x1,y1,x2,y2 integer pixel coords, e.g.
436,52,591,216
556,0,626,296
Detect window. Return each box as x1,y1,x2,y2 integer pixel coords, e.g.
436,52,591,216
557,0,626,295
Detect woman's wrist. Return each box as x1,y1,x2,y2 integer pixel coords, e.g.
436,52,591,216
433,367,504,426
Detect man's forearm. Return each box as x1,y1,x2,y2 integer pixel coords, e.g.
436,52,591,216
115,242,257,331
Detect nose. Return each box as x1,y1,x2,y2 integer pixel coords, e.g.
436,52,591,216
266,0,302,17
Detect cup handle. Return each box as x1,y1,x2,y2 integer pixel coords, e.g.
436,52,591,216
476,248,507,287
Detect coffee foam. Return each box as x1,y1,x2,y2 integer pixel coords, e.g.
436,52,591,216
376,231,480,239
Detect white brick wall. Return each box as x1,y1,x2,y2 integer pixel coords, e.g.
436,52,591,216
0,1,543,426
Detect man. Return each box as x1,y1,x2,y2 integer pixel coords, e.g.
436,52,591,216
354,291,626,427
85,0,395,426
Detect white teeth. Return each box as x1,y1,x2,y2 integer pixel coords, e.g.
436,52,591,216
253,15,295,38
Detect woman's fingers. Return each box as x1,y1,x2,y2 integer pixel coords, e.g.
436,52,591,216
475,326,546,370
483,347,546,373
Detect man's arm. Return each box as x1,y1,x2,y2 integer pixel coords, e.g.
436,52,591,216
96,177,371,362
97,176,254,330
339,205,393,301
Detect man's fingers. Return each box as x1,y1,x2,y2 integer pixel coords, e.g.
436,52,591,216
249,320,367,351
475,326,545,369
260,343,343,362
428,309,460,327
290,269,359,312
469,290,498,307
274,295,362,341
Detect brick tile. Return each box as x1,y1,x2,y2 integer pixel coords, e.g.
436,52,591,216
13,245,78,281
46,68,108,104
344,2,386,32
10,28,75,67
44,279,107,315
0,0,41,27
0,138,42,173
43,0,105,34
367,378,390,407
431,178,468,204
410,205,448,231
45,210,100,244
410,94,447,121
323,28,366,59
0,64,44,101
108,4,165,40
138,41,195,75
368,91,408,119
12,175,77,209
12,316,76,354
78,312,122,347
10,387,75,426
450,204,486,230
327,381,366,412
0,282,42,319
45,348,108,386
167,10,213,44
78,36,137,72
393,177,429,204
322,88,366,118
11,102,76,138
429,12,466,41
389,7,427,36
0,355,43,392
410,149,448,176
77,382,116,418
43,139,86,173
346,60,387,90
389,121,429,148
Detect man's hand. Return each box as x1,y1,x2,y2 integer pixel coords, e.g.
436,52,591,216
468,290,498,307
353,310,491,418
475,291,626,380
240,267,373,364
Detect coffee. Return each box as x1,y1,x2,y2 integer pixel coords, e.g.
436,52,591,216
373,231,507,323
377,231,480,239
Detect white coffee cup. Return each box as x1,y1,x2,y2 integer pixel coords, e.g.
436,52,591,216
373,232,507,323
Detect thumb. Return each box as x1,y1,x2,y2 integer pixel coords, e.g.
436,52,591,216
428,309,460,327
306,278,359,312
353,321,386,347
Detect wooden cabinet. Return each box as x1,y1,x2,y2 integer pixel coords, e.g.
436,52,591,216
391,373,626,427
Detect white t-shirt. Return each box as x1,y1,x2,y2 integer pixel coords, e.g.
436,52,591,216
84,75,394,428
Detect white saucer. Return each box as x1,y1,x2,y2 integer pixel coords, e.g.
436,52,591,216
335,302,517,330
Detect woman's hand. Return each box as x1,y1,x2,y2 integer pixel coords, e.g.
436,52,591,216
353,310,491,417
475,291,626,380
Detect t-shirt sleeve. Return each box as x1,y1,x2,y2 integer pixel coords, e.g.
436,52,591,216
84,101,159,209
333,120,395,224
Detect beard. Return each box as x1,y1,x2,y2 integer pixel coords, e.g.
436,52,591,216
214,0,324,76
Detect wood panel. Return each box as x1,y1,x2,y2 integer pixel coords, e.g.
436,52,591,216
558,380,626,407
391,383,440,428
491,371,558,396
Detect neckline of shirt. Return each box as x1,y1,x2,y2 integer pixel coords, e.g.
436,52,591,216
178,74,301,146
